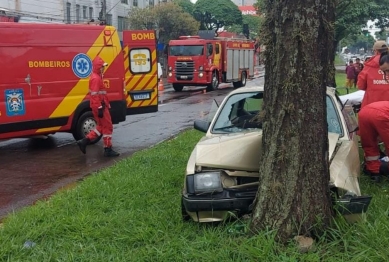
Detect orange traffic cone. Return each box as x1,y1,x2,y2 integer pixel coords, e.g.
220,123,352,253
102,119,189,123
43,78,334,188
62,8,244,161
158,78,164,91
158,78,164,104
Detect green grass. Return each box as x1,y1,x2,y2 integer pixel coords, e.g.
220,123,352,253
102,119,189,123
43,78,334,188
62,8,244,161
335,72,359,95
1,129,389,261
335,54,346,66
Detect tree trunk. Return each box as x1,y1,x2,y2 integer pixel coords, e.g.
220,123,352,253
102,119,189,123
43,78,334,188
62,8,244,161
249,0,335,243
327,40,338,88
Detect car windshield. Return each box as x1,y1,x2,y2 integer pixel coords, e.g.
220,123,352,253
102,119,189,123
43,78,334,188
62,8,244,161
212,92,263,133
211,91,344,135
169,45,204,56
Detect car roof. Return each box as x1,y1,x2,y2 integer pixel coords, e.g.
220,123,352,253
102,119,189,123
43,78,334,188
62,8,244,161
229,85,335,96
228,85,264,95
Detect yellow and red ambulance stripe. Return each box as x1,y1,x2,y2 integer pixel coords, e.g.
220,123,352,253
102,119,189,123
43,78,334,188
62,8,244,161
36,26,121,133
124,48,158,108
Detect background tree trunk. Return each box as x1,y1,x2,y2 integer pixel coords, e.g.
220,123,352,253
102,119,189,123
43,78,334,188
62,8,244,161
249,0,335,243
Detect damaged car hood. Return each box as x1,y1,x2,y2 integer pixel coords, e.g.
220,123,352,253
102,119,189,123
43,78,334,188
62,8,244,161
195,131,340,172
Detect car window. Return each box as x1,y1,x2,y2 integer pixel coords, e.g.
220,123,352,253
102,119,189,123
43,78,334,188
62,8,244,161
207,99,219,122
212,92,263,133
212,91,343,136
327,95,343,136
341,104,358,138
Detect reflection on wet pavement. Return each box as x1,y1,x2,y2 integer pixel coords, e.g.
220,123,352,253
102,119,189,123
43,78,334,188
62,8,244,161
0,77,264,220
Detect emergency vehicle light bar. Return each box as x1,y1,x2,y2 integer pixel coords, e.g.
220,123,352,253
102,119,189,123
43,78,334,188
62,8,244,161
179,35,200,40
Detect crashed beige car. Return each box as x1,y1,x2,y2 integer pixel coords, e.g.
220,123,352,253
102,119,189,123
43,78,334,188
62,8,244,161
181,85,372,222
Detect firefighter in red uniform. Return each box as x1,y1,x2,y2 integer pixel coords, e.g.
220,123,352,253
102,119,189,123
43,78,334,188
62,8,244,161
77,56,120,157
357,40,389,108
358,51,389,182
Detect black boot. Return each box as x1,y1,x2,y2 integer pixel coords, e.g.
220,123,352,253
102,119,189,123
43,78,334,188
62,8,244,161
380,161,389,178
104,147,120,157
369,173,382,183
76,138,90,154
363,166,382,183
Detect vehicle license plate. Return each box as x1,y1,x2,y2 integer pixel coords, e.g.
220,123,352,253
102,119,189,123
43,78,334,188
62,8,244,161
180,76,188,79
133,93,150,100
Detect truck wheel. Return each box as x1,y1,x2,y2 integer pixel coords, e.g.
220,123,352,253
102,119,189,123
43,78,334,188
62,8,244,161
173,84,184,92
233,71,247,89
72,111,102,144
207,71,219,92
240,71,247,87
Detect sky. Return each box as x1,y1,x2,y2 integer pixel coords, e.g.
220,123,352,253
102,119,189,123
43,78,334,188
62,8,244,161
187,0,379,40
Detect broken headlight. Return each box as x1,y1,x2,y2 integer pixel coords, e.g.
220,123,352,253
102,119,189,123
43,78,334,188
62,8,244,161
194,172,223,194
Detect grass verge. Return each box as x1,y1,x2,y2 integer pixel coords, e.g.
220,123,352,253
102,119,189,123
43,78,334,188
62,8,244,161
1,130,389,261
335,72,360,95
335,54,346,66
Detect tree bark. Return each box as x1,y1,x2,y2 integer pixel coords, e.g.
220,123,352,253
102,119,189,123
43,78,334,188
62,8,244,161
249,0,335,243
327,40,338,88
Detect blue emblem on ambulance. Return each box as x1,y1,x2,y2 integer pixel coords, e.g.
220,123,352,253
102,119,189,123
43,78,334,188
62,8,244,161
72,53,92,78
5,89,25,116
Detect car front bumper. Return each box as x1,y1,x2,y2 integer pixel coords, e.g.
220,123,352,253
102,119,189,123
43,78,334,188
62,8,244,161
334,195,372,215
182,190,372,222
182,187,257,215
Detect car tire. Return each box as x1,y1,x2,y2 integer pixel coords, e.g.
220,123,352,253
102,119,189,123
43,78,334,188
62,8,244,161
72,111,102,145
173,84,184,92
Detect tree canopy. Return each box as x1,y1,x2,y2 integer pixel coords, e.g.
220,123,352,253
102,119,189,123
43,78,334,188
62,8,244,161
335,0,389,42
192,0,242,31
228,15,264,39
255,0,389,43
127,2,199,44
341,32,376,53
172,0,195,15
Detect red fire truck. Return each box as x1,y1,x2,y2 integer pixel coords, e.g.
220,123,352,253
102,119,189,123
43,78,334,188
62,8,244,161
167,35,255,92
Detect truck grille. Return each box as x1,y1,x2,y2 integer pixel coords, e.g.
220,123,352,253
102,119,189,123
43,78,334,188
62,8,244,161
175,61,194,80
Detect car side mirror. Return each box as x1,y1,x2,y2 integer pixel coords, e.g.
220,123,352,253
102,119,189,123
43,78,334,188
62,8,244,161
194,120,210,133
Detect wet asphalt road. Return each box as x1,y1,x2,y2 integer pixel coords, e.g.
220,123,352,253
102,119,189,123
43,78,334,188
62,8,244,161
0,76,264,220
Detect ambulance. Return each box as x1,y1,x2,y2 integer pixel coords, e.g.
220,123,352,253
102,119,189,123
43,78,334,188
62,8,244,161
0,23,158,143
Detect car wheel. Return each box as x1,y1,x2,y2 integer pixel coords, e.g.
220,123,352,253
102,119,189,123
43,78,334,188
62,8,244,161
72,111,102,144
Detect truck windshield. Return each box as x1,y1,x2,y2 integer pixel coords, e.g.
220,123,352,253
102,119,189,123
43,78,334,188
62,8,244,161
169,45,204,56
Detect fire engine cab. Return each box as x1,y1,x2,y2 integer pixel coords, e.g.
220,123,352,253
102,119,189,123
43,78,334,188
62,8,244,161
167,35,255,92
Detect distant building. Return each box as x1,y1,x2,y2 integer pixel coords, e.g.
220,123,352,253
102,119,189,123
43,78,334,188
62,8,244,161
238,6,257,16
231,0,256,6
0,0,170,39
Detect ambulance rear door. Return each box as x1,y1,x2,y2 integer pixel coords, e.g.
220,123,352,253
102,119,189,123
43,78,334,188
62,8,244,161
122,30,158,115
0,23,51,138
